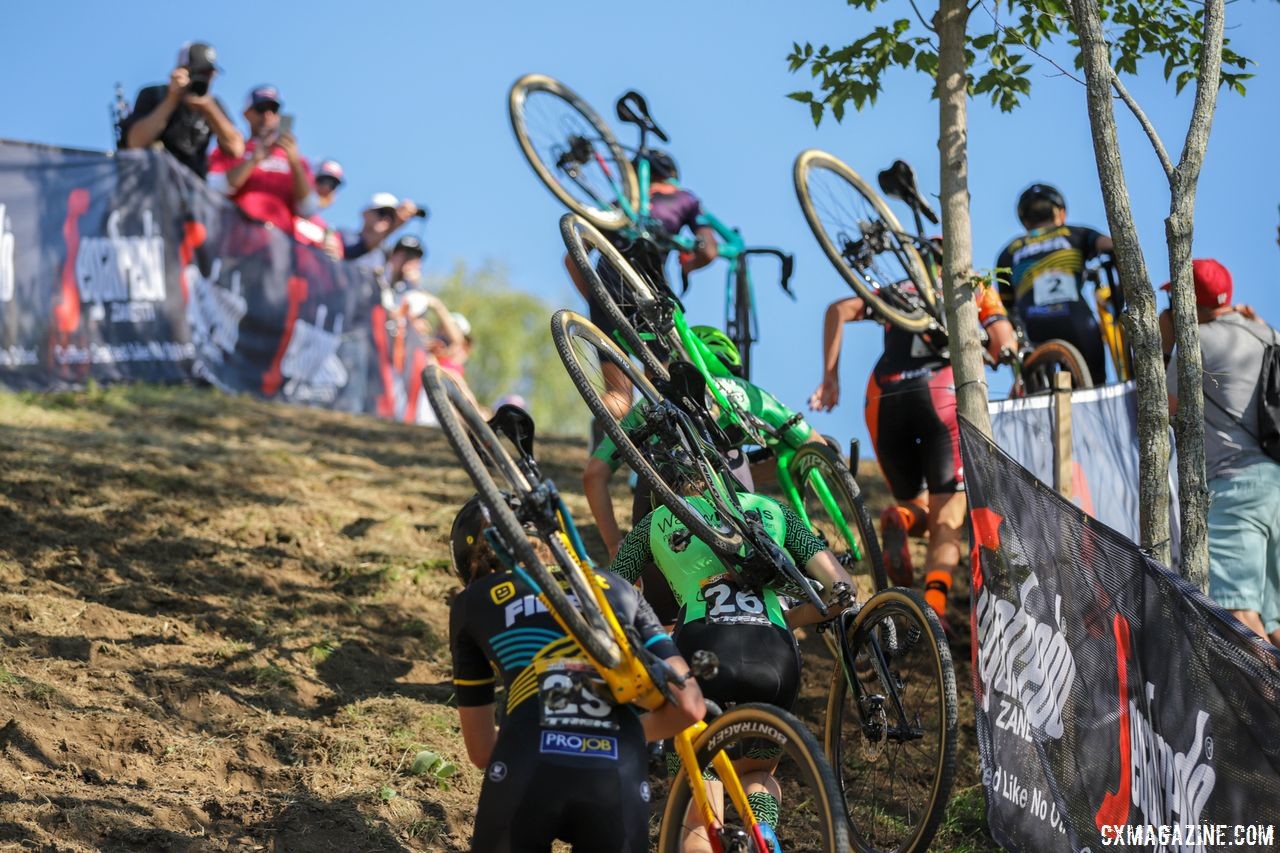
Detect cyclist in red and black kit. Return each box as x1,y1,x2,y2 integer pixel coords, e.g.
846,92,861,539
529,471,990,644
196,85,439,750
448,496,704,852
995,183,1114,385
809,266,1016,622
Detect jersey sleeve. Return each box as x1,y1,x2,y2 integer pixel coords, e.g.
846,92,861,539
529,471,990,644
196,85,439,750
621,582,679,660
1071,226,1105,262
779,503,827,568
449,594,496,706
973,282,1008,328
681,191,704,234
609,512,653,584
994,246,1015,310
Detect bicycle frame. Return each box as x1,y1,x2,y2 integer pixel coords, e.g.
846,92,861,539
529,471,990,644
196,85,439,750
1090,259,1130,382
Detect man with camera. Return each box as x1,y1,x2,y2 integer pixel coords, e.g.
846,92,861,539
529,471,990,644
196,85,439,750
120,42,244,178
345,192,426,265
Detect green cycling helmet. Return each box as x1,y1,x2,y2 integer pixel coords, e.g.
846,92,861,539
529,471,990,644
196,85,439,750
691,326,742,376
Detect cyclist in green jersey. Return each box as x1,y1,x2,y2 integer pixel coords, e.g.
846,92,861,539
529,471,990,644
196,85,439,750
607,477,853,852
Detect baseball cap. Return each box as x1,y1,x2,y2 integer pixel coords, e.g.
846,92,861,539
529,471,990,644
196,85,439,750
245,85,282,111
366,192,399,211
451,312,472,338
393,235,425,257
177,42,220,77
317,160,345,184
1160,258,1232,307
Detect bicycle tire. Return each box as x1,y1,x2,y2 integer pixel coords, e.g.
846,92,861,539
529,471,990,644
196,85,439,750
422,364,622,669
509,74,639,231
657,703,852,853
793,149,936,333
790,443,888,597
560,212,684,381
1021,337,1093,393
551,310,744,557
825,588,957,853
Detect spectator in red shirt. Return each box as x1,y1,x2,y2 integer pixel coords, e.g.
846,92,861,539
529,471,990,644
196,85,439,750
208,85,311,232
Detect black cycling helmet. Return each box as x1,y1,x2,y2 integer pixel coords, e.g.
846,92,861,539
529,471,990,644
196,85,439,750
449,495,496,586
637,149,679,183
1016,183,1066,225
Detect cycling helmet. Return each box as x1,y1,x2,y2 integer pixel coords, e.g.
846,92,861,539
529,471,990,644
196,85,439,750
1016,183,1066,225
449,495,497,586
636,149,679,183
691,326,742,376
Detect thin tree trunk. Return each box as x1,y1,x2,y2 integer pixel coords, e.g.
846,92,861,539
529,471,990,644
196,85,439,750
936,0,991,437
1166,0,1225,591
1069,0,1172,565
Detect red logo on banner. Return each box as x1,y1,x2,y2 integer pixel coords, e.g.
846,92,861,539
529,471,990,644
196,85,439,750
1095,613,1133,830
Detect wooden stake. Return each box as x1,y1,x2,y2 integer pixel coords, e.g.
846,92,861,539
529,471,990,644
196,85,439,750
1053,371,1074,501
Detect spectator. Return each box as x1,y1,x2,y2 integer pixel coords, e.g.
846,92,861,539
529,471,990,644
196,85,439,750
208,85,311,232
379,235,426,308
295,159,344,258
120,41,244,177
345,192,423,264
1165,259,1280,648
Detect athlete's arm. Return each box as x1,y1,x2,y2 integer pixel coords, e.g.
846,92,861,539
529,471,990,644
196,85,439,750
1096,234,1114,254
810,296,867,412
778,505,855,629
458,704,499,768
584,457,623,556
607,513,654,585
563,252,592,302
681,225,719,273
641,655,706,741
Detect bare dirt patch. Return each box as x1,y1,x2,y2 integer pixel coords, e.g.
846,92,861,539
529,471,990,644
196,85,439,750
0,384,994,851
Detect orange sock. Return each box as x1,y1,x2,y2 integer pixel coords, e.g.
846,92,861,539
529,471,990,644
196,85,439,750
924,569,952,621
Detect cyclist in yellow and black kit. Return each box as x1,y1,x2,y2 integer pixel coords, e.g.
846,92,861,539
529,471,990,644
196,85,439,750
448,496,704,852
995,183,1114,384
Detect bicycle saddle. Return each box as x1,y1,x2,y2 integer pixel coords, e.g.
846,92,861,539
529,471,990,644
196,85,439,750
488,404,536,462
615,90,670,142
877,159,940,225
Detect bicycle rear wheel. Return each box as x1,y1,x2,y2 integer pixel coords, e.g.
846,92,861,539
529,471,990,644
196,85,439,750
794,149,936,333
658,703,851,853
422,364,621,668
509,73,639,230
825,588,957,853
1021,338,1093,394
790,442,888,601
561,212,685,380
551,310,744,557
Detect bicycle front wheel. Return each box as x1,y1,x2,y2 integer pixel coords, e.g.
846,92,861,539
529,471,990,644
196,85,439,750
422,364,622,668
561,212,686,380
825,588,957,853
790,442,888,600
794,149,936,333
658,703,852,853
509,73,639,230
1021,338,1093,394
550,310,744,557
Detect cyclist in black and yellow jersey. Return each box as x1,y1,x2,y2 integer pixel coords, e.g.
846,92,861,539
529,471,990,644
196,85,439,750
607,478,853,851
448,495,705,853
995,183,1114,384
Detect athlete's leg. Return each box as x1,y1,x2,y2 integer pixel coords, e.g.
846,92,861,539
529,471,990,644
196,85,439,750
924,491,967,622
920,367,965,621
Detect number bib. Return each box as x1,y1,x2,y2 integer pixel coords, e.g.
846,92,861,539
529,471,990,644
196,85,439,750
700,577,771,626
536,660,618,731
1031,271,1078,306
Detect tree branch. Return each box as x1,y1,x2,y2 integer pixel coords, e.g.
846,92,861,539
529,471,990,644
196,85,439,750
1178,0,1225,178
908,0,937,33
1109,70,1175,180
977,1,1087,86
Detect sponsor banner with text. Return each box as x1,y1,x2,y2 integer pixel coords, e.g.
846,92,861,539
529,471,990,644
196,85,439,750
960,419,1280,853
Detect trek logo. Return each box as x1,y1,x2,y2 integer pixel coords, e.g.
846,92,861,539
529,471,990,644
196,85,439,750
976,571,1076,740
505,592,579,627
1094,615,1216,849
539,730,618,760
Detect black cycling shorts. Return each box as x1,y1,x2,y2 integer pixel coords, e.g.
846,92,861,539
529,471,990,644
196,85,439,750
866,365,963,501
470,722,651,852
1024,307,1106,385
674,618,801,712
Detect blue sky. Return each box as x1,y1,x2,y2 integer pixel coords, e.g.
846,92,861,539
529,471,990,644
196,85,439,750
2,1,1277,450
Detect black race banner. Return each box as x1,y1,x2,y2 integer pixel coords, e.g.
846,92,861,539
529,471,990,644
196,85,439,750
0,139,430,421
960,418,1280,853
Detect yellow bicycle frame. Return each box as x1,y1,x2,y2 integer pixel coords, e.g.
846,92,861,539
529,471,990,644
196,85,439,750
1095,286,1131,381
537,528,760,845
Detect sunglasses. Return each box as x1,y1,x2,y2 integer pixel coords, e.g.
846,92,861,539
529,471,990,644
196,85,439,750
316,176,341,190
251,102,280,114
374,207,397,220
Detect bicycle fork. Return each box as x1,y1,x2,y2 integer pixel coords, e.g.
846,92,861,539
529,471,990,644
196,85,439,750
674,721,769,853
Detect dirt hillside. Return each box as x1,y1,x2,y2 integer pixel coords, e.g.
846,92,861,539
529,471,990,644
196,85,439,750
0,385,995,851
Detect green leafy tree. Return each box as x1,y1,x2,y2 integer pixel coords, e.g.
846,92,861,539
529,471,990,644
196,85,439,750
430,262,589,436
787,0,1252,572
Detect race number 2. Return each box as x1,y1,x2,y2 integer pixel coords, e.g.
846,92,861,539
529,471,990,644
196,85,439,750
1032,271,1077,305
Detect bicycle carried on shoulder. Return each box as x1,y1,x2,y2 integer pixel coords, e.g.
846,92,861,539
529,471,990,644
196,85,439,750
508,73,794,378
422,364,850,852
792,149,1093,395
547,325,959,852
